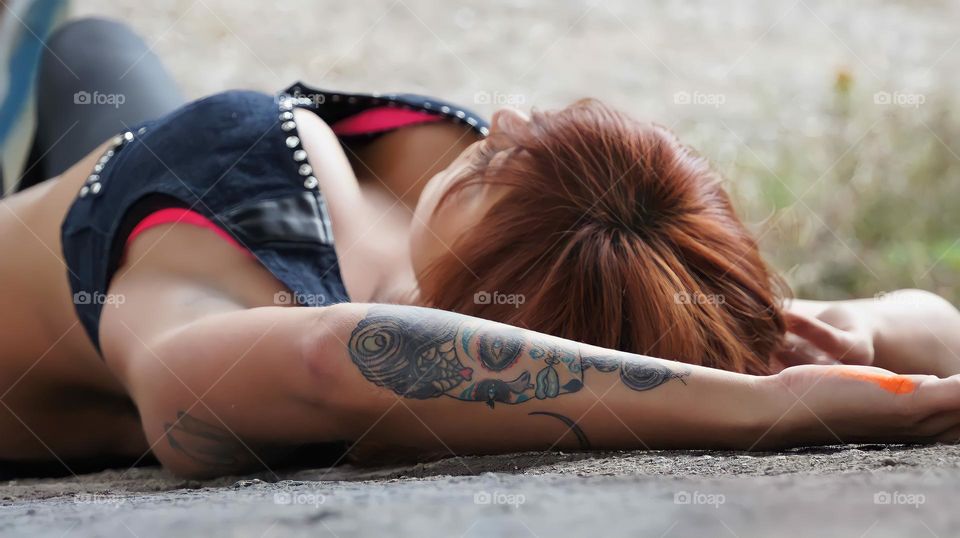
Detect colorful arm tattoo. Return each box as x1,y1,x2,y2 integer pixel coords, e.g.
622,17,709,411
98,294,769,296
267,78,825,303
347,305,691,408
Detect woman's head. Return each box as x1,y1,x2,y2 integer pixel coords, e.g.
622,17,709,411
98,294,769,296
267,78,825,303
410,100,787,375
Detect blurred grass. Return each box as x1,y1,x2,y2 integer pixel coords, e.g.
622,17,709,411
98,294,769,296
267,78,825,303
724,72,960,303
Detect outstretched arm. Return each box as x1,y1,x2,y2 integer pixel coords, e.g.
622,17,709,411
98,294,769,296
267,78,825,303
114,300,960,478
783,290,960,376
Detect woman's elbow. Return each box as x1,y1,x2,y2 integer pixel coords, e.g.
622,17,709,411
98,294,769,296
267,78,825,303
123,355,228,477
300,303,395,429
129,302,374,477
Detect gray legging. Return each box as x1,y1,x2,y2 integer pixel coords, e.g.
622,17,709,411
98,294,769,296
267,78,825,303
18,17,184,190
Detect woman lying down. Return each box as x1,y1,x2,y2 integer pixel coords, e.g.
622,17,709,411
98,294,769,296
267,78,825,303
3,18,960,478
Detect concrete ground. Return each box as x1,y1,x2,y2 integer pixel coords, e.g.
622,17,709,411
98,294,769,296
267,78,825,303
2,0,960,536
3,444,960,537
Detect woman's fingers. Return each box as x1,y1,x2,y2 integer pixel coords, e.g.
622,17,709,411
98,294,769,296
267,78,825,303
773,331,842,367
783,311,873,365
917,374,960,414
890,375,960,440
784,311,848,352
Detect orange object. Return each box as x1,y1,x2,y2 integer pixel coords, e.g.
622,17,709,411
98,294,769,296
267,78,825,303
834,370,916,394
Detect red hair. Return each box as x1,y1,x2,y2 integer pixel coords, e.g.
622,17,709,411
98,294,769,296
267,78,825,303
422,99,787,375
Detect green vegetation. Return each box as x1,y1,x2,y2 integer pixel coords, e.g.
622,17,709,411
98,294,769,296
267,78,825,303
705,73,959,303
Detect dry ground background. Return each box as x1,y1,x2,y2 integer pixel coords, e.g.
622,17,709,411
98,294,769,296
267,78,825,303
70,0,960,302
2,0,960,536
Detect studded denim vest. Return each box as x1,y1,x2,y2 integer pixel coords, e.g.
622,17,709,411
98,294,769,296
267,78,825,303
61,81,490,354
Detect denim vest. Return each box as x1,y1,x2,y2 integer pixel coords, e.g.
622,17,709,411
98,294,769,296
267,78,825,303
61,82,489,353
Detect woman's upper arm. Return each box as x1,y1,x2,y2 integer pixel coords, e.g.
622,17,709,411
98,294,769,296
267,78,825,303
101,300,341,477
293,108,362,201
98,217,294,384
99,110,356,382
98,238,346,477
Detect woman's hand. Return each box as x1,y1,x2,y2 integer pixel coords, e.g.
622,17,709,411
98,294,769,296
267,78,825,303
778,293,960,377
771,305,876,372
760,364,960,446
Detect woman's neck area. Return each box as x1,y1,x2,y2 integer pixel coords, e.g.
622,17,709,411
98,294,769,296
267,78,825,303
338,122,480,306
348,134,433,210
340,182,421,306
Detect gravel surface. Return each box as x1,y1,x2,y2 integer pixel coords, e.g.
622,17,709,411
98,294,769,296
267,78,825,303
4,444,960,536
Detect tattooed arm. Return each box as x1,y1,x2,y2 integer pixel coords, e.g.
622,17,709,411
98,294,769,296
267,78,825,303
337,304,702,454
116,302,960,478
328,304,960,459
